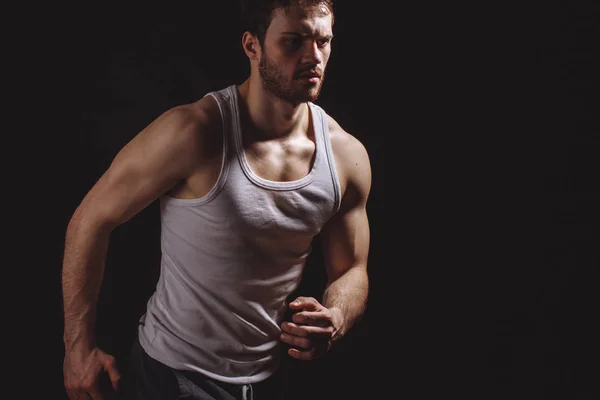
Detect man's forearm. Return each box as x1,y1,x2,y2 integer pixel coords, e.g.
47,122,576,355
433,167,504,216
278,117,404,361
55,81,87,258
62,211,111,351
322,266,369,342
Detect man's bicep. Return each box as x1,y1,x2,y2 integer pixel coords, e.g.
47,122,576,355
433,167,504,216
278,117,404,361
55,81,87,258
74,107,202,230
322,136,372,282
321,204,370,283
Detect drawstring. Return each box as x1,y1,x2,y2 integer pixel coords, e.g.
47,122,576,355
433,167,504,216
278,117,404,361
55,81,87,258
242,383,254,400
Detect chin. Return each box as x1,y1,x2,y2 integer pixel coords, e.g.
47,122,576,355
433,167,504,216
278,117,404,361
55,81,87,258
294,86,322,103
306,89,321,102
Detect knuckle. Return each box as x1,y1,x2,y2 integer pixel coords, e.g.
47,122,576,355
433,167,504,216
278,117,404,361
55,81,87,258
289,336,300,346
284,334,293,343
302,325,314,335
65,378,81,391
299,312,310,320
81,379,95,391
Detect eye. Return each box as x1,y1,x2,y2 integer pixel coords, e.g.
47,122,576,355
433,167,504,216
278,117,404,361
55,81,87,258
284,37,303,48
317,38,331,47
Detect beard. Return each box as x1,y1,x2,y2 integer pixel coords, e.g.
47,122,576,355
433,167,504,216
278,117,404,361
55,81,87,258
258,50,324,104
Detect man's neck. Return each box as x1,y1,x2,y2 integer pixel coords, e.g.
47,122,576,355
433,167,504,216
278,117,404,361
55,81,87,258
237,78,309,140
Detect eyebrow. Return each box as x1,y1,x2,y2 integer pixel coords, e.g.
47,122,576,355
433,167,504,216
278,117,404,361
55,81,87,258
281,32,334,39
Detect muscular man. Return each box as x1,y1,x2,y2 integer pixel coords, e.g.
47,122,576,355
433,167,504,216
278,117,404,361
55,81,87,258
62,1,371,399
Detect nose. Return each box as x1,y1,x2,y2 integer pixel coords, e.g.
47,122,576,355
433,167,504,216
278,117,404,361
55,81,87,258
301,40,324,66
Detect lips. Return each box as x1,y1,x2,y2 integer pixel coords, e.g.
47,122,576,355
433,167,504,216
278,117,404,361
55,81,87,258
298,71,321,79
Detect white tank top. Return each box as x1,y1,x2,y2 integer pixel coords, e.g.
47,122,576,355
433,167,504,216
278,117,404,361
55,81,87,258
138,85,341,384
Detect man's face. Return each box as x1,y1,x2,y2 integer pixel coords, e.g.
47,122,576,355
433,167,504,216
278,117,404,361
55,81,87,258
258,5,333,104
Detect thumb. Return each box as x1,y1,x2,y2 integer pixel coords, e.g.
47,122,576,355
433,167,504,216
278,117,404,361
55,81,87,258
290,297,319,311
100,354,121,391
289,299,303,309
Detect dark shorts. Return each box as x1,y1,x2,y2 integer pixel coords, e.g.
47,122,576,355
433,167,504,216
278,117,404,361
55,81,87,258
124,336,286,400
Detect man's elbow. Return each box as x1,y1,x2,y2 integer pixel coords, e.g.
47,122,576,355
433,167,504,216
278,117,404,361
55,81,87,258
327,263,369,286
67,203,118,236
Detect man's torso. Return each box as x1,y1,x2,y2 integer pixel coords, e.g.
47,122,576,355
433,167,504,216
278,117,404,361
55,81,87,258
165,88,349,202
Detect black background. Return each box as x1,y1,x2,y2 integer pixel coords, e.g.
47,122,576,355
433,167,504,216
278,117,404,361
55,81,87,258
8,0,599,399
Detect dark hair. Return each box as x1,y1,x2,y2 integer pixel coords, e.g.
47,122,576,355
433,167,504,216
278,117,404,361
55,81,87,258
240,0,334,45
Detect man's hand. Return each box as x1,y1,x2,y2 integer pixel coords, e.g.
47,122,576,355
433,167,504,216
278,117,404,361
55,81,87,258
64,347,120,400
280,296,344,361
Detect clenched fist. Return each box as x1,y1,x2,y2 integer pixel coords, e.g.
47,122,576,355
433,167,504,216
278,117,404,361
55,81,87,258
64,346,120,400
280,296,344,361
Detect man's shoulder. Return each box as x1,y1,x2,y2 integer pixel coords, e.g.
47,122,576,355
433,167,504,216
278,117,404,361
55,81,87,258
177,93,223,126
323,113,368,160
161,93,223,138
319,111,371,195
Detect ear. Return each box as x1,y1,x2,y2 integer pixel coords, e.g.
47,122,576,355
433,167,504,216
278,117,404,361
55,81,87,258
242,31,260,60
